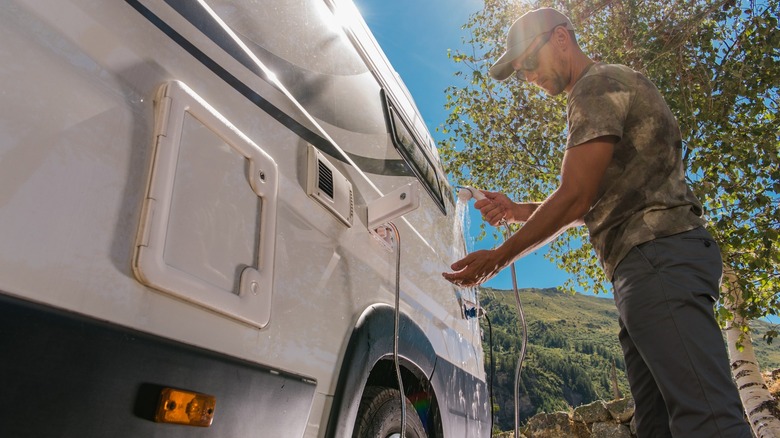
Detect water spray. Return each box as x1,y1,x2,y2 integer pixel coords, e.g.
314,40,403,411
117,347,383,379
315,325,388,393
456,187,528,438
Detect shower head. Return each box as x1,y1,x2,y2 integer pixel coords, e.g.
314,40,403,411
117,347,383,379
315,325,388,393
456,186,486,202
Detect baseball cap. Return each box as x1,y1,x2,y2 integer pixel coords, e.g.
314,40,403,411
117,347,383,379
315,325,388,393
489,8,575,81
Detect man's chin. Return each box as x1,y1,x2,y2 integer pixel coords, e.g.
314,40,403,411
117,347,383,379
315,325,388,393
542,82,566,96
534,79,553,95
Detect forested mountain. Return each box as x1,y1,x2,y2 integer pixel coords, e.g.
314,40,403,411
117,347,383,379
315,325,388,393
479,287,780,432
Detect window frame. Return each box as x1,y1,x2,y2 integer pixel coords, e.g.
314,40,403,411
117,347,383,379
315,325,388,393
381,90,449,215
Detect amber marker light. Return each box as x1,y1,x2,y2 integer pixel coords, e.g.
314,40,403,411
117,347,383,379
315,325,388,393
154,387,216,427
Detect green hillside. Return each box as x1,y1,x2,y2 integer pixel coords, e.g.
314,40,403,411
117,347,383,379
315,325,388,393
478,287,780,432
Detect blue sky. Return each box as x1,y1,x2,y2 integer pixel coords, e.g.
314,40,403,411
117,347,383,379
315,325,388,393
353,0,588,294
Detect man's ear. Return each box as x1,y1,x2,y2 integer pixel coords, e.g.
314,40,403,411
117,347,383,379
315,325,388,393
553,26,570,50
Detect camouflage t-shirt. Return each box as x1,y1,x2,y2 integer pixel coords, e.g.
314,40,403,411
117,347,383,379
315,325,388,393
567,63,705,280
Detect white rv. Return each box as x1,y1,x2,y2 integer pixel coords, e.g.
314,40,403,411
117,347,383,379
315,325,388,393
0,0,489,437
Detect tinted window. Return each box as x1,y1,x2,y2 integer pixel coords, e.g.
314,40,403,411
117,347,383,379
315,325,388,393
384,93,448,214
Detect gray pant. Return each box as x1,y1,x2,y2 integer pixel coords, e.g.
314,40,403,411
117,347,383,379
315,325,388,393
611,227,751,438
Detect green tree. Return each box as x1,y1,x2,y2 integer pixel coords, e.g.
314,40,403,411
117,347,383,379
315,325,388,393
442,0,779,434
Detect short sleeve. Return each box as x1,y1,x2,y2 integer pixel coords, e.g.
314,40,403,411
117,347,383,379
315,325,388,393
566,74,632,149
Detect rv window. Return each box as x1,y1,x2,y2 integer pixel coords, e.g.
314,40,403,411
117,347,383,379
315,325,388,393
385,100,447,214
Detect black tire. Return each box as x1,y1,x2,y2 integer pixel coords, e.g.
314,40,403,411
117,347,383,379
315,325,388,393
353,386,428,438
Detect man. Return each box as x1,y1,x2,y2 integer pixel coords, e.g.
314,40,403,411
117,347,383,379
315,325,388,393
442,8,751,438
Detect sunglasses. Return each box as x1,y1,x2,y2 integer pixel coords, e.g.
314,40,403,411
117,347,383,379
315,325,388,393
513,27,561,81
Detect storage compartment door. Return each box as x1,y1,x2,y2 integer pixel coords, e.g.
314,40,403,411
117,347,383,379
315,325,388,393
133,80,277,328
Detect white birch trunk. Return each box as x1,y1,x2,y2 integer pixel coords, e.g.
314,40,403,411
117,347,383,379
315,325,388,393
722,267,780,438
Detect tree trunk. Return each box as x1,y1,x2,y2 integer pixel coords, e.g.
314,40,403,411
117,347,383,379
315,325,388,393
722,266,780,438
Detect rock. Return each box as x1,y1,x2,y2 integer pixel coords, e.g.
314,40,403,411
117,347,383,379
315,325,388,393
764,368,780,398
515,398,639,438
605,398,635,423
591,422,632,438
523,411,577,437
572,421,593,438
573,400,611,423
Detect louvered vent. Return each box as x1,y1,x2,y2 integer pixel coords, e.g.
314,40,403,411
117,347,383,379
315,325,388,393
349,189,354,222
318,159,334,199
306,144,353,227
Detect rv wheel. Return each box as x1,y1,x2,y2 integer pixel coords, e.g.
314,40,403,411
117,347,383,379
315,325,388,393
353,386,428,438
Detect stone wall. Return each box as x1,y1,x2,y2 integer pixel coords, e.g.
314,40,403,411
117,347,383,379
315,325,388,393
493,367,780,437
493,398,636,438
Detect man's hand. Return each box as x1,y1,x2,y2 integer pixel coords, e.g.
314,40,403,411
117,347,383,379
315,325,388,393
474,191,511,226
475,191,539,226
442,249,508,288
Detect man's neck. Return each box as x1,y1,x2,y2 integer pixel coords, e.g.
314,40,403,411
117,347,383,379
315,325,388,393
565,54,596,94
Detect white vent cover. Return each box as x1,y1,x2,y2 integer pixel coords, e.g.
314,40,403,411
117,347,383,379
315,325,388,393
307,145,354,227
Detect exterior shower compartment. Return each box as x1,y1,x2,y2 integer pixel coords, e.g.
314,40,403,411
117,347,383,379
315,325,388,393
0,0,490,437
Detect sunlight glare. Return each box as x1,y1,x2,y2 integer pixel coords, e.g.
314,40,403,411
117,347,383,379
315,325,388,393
330,0,363,31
